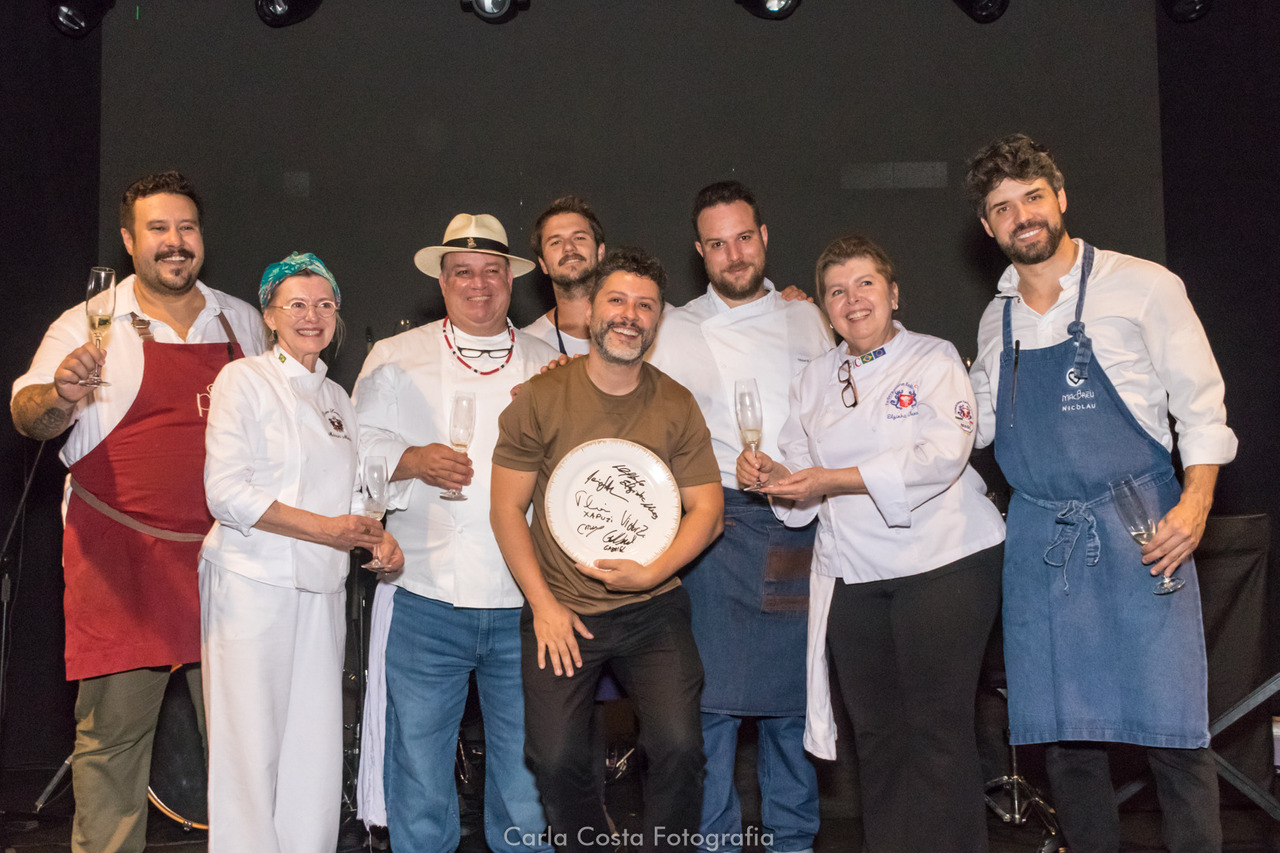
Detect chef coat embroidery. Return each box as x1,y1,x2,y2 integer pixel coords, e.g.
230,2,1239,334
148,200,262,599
954,400,974,434
324,408,351,440
885,382,920,420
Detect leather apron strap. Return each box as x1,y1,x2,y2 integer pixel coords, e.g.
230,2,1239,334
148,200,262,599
68,477,207,542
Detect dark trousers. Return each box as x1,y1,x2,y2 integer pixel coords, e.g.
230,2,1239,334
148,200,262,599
521,587,705,853
825,545,1002,853
1045,742,1222,853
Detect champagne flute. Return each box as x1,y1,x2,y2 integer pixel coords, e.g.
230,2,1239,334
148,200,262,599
1108,476,1185,595
735,379,765,492
361,456,390,569
441,391,476,502
78,267,116,387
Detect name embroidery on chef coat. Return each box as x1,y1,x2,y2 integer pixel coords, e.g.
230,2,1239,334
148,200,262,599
885,382,920,420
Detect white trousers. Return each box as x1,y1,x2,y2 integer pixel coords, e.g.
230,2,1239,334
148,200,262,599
356,579,395,827
199,560,346,853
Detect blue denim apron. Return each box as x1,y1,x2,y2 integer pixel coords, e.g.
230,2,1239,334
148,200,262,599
681,488,813,715
994,243,1209,749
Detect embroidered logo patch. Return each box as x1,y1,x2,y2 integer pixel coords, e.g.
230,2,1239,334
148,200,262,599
324,408,350,440
954,400,974,434
885,383,920,419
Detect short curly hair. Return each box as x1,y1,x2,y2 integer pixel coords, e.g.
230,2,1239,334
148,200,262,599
963,133,1064,217
119,170,203,232
589,246,668,305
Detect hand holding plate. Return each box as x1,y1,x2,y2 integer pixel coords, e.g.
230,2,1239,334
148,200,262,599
577,558,659,592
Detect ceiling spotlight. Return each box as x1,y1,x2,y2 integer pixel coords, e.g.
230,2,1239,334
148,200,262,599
1160,0,1210,22
255,0,323,28
49,0,116,37
463,0,528,23
952,0,1009,23
739,0,801,20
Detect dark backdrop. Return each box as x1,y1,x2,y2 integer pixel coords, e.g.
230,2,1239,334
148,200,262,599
2,0,1276,771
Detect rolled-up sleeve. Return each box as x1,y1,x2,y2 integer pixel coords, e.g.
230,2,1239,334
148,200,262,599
203,365,278,535
1139,274,1238,467
858,349,976,528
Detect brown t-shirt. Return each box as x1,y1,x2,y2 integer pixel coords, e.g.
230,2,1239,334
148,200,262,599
494,357,720,615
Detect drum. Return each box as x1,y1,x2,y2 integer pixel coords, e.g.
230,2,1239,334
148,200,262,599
147,666,208,830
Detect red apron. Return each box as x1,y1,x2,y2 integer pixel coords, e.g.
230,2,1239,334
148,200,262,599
62,313,243,680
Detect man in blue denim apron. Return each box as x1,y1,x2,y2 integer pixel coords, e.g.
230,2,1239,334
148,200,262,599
965,134,1238,853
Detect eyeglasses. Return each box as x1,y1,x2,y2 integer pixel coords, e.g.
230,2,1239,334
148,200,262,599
270,299,338,319
837,360,858,408
456,346,513,360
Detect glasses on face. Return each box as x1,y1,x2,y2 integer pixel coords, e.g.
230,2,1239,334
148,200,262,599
837,360,858,408
270,299,338,319
456,346,513,359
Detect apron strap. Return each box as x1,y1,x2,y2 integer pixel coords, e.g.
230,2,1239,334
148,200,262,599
69,477,207,543
1043,499,1101,594
130,310,242,361
1067,243,1096,381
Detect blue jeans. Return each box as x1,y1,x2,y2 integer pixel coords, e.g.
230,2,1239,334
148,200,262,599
700,713,817,853
384,589,551,853
521,587,705,853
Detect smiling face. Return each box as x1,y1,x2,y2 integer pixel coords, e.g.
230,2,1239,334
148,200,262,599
264,273,337,370
120,192,205,298
981,177,1069,266
537,212,605,296
588,271,662,365
821,256,899,356
439,251,513,336
695,200,768,305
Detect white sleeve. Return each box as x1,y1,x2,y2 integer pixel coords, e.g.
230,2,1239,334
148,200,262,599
773,371,821,527
858,346,976,528
1138,273,1237,467
970,300,1004,451
203,365,279,535
11,306,87,407
352,347,414,511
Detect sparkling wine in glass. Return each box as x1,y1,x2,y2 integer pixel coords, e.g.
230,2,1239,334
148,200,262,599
79,267,116,387
735,379,765,492
1108,476,1184,595
441,391,476,502
361,456,390,569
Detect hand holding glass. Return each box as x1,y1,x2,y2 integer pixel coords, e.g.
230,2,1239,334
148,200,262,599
441,392,476,501
79,267,116,387
735,379,764,492
361,456,390,569
1108,476,1184,595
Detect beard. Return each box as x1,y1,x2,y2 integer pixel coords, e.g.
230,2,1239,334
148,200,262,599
590,317,655,365
998,218,1067,266
549,257,597,299
708,260,766,302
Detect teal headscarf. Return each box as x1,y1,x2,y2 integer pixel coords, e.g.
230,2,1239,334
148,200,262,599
259,252,341,310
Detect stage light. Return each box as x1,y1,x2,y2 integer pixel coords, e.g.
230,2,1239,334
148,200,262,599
256,0,323,28
463,0,528,24
739,0,801,20
952,0,1009,23
1161,0,1210,22
49,0,115,37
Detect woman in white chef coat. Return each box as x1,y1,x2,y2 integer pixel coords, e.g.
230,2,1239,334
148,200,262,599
739,235,1005,853
200,252,403,853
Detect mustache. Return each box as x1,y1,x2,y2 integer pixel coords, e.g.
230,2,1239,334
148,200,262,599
154,248,195,261
1014,219,1050,236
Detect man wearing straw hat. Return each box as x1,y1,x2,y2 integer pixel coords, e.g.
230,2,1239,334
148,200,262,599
353,213,558,853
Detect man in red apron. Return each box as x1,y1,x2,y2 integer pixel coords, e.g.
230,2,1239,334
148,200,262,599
11,171,264,852
965,135,1237,853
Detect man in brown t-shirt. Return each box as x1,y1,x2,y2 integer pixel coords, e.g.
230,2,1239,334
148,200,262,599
492,247,724,853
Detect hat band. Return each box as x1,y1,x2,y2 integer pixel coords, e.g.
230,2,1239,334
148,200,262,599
441,235,510,254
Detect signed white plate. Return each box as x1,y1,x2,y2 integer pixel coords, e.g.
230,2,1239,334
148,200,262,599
545,438,682,568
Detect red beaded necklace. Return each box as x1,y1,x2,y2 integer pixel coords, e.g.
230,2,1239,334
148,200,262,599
442,317,516,376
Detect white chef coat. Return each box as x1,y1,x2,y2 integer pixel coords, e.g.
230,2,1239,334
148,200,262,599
970,239,1237,467
201,346,360,594
353,319,559,608
11,276,266,468
772,325,1006,760
521,312,591,357
648,279,833,489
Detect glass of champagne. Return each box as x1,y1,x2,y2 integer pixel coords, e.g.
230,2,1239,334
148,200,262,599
441,391,476,502
79,267,116,387
1108,475,1184,595
361,456,390,569
735,379,765,492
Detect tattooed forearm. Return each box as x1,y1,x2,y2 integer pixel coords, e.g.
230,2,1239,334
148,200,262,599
11,385,75,440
